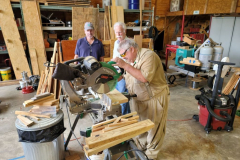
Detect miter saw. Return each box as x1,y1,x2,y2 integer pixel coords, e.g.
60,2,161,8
52,56,124,149
52,56,122,117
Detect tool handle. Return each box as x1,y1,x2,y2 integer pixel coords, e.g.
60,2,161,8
108,61,116,65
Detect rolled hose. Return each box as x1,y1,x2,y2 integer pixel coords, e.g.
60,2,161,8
200,96,232,122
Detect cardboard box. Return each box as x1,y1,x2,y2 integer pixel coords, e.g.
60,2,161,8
183,34,197,45
178,46,189,49
43,32,48,39
49,34,57,39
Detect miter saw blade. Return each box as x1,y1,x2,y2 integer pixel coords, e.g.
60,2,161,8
91,79,118,94
90,62,120,94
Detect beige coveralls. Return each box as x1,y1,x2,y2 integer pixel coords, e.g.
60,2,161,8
125,48,169,159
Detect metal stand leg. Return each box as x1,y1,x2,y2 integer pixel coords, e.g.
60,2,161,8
64,113,81,151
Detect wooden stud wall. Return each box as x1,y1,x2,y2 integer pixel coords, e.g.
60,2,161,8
0,0,31,79
22,0,47,75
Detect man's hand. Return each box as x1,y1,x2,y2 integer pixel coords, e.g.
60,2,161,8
111,57,127,69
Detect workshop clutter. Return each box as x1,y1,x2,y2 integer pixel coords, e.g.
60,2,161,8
37,42,62,99
84,112,154,157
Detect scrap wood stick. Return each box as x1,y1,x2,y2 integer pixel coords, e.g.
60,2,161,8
17,115,34,127
15,111,51,118
23,94,54,107
29,116,40,121
108,120,138,127
92,112,137,129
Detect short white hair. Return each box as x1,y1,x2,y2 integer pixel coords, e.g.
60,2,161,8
113,22,126,32
117,39,139,52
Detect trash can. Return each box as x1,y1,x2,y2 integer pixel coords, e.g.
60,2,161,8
15,110,66,160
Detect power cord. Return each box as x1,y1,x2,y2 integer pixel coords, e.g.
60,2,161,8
116,149,149,160
65,102,84,150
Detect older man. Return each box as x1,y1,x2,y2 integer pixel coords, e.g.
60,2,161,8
112,39,169,160
74,22,104,63
113,22,130,115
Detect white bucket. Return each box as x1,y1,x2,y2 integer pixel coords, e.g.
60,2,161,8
19,81,27,89
88,153,105,160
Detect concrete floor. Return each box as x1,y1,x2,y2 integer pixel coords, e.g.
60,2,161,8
0,70,240,160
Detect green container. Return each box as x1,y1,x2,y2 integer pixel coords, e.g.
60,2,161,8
175,48,194,67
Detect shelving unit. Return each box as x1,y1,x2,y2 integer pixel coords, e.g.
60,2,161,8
0,50,8,54
42,26,72,30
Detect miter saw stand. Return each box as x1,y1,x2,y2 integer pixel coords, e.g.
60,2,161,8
53,57,147,159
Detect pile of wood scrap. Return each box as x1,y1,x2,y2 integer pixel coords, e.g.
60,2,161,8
23,92,59,108
84,112,155,156
126,22,136,27
16,92,60,127
222,72,240,95
37,42,62,99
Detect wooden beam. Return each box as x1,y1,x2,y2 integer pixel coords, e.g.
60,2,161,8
0,0,31,79
84,119,155,155
16,111,51,118
17,115,34,127
92,112,138,129
22,1,47,74
0,79,20,87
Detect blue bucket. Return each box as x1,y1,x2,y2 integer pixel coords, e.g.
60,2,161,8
129,3,139,9
129,0,139,9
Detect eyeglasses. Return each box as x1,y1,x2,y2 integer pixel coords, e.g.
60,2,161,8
120,47,130,57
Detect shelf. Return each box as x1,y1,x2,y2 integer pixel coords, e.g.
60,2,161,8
11,4,152,12
0,51,8,54
126,26,150,31
45,47,54,51
42,26,72,30
0,26,24,30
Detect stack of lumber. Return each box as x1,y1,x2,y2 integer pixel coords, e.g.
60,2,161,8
222,72,240,95
37,42,62,99
23,92,59,108
84,112,155,156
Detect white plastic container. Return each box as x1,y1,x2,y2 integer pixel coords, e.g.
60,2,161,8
19,81,27,89
213,44,224,62
199,43,213,71
119,0,128,9
102,0,110,8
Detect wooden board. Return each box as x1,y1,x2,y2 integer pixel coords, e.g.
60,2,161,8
116,6,124,23
92,112,137,129
206,0,237,14
47,42,57,92
134,35,143,48
84,119,155,154
36,70,45,95
29,48,39,76
110,39,116,59
0,79,20,87
105,89,128,106
17,115,34,127
0,0,31,79
22,1,47,74
72,7,98,40
15,111,51,118
111,6,117,39
61,40,77,61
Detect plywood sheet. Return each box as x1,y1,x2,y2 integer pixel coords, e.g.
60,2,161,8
134,35,143,48
206,0,236,14
186,0,207,15
72,7,99,40
61,40,77,61
22,1,47,74
0,0,31,79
